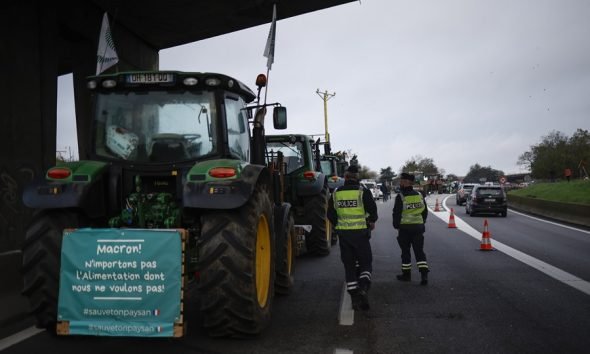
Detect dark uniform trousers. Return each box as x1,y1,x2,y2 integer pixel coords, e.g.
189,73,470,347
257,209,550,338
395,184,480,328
338,228,372,293
397,229,428,272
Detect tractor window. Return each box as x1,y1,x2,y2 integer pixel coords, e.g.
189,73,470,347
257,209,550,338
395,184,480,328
224,95,250,161
266,141,304,174
320,160,334,176
93,91,217,163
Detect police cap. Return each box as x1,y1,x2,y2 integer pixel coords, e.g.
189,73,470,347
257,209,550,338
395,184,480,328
400,172,415,182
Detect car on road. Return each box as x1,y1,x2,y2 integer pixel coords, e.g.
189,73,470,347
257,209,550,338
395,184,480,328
360,179,380,200
465,184,508,217
456,183,478,205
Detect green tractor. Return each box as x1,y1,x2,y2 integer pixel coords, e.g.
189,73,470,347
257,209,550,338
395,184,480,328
317,142,347,193
21,71,296,337
265,134,332,256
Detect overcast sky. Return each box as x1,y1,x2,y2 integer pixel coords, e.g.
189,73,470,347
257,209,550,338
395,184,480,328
58,0,590,176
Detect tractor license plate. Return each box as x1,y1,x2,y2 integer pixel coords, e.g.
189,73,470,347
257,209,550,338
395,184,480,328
126,73,174,84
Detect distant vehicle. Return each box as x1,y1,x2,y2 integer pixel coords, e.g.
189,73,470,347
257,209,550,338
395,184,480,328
360,179,380,200
465,185,507,217
376,183,384,199
456,183,478,205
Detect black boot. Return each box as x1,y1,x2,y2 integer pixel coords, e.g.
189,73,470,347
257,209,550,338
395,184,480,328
420,271,428,286
350,290,363,311
396,271,411,282
359,281,370,311
359,289,370,311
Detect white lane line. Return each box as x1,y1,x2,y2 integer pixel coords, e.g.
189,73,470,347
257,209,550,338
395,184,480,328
508,208,590,235
0,326,43,351
338,282,354,326
334,349,354,354
428,196,590,296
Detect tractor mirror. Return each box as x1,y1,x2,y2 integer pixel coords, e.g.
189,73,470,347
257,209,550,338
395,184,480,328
273,106,287,130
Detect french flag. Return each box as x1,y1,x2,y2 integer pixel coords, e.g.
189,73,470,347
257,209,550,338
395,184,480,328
156,326,163,333
153,309,160,316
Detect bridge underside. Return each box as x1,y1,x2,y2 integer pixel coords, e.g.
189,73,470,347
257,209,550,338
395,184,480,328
0,0,356,251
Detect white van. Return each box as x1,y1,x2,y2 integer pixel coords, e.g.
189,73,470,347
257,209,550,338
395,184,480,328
360,179,380,200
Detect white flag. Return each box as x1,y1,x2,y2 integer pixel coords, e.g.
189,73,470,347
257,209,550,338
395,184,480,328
263,4,277,70
96,13,119,75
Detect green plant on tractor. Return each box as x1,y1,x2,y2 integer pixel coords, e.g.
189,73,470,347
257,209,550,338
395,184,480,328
21,71,296,337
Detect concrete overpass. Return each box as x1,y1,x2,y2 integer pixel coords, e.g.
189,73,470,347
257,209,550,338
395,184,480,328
0,0,356,252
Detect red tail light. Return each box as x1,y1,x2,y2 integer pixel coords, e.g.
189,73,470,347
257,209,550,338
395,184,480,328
303,171,316,180
209,167,236,178
47,167,71,179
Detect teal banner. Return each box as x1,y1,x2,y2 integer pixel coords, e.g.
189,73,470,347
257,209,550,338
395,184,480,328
57,228,183,337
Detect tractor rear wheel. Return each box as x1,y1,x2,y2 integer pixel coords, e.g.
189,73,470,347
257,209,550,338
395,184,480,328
275,209,295,295
304,183,331,256
21,210,86,330
197,184,275,337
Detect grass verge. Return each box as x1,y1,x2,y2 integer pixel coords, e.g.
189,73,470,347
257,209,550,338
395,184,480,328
508,179,590,205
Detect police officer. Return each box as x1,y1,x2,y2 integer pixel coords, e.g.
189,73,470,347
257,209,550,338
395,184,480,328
392,173,429,285
328,165,378,311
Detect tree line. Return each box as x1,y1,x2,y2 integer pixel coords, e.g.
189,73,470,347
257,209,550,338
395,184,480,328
347,128,589,184
518,129,589,180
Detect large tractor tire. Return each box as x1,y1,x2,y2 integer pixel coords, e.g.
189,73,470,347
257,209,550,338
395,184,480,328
21,210,86,330
304,183,331,256
197,184,275,337
274,206,296,295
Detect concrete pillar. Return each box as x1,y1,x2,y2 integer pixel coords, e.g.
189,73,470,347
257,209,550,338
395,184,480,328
0,3,158,252
0,2,57,252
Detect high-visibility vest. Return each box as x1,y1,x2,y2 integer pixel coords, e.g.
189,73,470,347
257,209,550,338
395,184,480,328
333,188,367,230
401,193,425,225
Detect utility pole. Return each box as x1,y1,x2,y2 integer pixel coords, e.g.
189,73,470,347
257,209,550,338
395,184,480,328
315,89,336,143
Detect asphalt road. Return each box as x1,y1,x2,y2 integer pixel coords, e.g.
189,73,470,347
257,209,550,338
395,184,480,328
2,194,589,353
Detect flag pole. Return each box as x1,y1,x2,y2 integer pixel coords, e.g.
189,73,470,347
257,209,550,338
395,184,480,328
264,67,270,106
262,4,276,106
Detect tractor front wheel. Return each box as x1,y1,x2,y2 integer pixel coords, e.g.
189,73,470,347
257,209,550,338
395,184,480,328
274,207,295,295
21,210,86,330
304,183,331,256
197,184,275,337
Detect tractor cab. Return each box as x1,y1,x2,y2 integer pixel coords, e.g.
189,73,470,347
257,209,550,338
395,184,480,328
87,71,257,165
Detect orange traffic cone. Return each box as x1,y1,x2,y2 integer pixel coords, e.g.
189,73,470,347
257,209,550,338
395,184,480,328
448,208,457,228
479,219,494,251
434,198,441,212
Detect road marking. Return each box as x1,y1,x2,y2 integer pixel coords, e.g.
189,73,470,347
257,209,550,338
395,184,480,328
334,349,354,354
428,196,590,296
508,208,590,235
0,326,43,351
338,282,354,325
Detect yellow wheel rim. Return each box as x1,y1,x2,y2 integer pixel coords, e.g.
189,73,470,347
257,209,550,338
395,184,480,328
255,214,271,308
